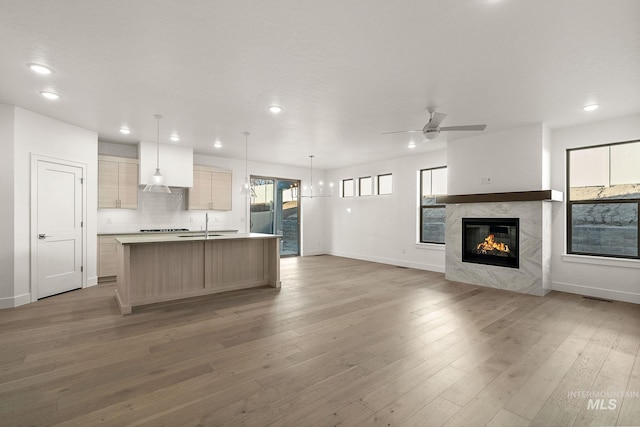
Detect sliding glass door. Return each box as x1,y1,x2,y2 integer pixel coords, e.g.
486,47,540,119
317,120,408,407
250,176,300,256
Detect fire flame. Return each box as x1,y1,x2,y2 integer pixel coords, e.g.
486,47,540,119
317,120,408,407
476,234,510,254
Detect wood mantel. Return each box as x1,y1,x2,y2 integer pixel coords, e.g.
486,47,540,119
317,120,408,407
436,189,563,204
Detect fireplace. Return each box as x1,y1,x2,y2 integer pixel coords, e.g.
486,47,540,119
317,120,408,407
462,218,519,268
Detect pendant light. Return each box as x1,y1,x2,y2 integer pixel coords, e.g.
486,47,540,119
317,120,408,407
301,155,332,198
240,131,256,198
143,114,171,193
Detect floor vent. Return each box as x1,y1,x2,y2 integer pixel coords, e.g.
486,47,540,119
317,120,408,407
582,296,613,303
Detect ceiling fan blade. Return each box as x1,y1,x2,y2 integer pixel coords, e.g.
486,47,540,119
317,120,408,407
439,124,487,131
381,130,423,135
427,112,447,128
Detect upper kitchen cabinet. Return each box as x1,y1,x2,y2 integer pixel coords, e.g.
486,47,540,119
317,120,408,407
139,141,193,188
98,155,139,209
188,165,232,210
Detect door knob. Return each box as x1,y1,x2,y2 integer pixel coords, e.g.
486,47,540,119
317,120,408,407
38,233,51,239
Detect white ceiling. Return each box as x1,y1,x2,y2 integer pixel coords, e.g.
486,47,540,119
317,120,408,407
1,0,639,169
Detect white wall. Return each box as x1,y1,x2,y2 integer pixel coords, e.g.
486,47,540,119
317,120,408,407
325,150,447,272
13,107,98,305
0,105,15,306
550,113,640,304
447,123,547,195
96,145,326,256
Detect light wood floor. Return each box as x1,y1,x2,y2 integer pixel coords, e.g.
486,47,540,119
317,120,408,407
1,256,639,427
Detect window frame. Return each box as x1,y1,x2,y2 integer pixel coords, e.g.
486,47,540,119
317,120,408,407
420,166,447,245
566,139,640,260
377,173,393,195
359,176,372,196
342,178,354,198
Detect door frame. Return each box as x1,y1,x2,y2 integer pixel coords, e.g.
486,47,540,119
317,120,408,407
30,154,88,301
250,175,301,257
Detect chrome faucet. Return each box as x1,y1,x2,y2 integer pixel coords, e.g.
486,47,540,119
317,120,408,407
205,212,209,238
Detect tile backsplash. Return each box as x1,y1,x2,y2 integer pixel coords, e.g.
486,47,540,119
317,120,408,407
97,187,240,233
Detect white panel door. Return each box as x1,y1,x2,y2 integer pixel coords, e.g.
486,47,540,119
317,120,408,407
37,160,84,298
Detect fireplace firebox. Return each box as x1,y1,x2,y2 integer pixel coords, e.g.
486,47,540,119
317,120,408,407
462,218,519,268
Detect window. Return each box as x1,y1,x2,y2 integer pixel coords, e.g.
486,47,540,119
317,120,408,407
567,140,639,259
377,174,392,195
359,176,372,196
420,167,447,244
342,178,354,197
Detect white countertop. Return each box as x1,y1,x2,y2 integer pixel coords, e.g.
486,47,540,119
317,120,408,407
116,232,280,245
99,229,238,236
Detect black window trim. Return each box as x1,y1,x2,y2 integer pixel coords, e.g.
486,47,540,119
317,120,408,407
341,178,354,198
377,173,393,195
566,139,640,260
359,176,372,196
420,166,447,245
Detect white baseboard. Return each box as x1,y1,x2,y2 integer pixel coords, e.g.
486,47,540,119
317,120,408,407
0,293,32,309
87,276,98,287
301,250,327,257
328,250,445,273
552,281,640,304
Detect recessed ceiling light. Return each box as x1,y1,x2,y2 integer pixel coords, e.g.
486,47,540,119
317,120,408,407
28,63,52,75
120,127,131,135
582,104,599,112
213,140,222,149
39,91,59,100
268,105,283,114
170,134,180,142
408,141,416,149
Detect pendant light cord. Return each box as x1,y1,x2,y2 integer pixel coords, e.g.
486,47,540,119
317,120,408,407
244,131,250,182
154,114,162,170
309,155,314,198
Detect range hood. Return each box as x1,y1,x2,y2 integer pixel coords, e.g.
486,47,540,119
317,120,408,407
139,141,193,188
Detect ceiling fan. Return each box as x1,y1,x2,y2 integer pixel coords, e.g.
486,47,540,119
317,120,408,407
382,107,486,140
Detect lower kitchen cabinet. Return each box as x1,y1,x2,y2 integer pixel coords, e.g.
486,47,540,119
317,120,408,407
98,236,118,281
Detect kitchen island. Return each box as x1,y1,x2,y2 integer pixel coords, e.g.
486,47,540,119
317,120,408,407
114,233,280,314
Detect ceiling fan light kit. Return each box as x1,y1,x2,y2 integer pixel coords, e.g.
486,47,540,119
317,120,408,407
382,107,487,141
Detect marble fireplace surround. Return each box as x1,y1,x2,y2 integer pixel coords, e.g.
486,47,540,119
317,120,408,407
438,191,561,296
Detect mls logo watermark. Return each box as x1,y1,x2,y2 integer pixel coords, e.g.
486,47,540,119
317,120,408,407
587,398,617,410
567,390,639,410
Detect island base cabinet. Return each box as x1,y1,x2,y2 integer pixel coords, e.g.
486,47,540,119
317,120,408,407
115,236,280,314
204,238,280,291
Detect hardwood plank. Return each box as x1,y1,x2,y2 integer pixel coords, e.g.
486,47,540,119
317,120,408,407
486,408,531,427
617,352,640,426
528,304,627,426
572,349,636,426
358,365,467,426
0,255,637,426
400,396,461,427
